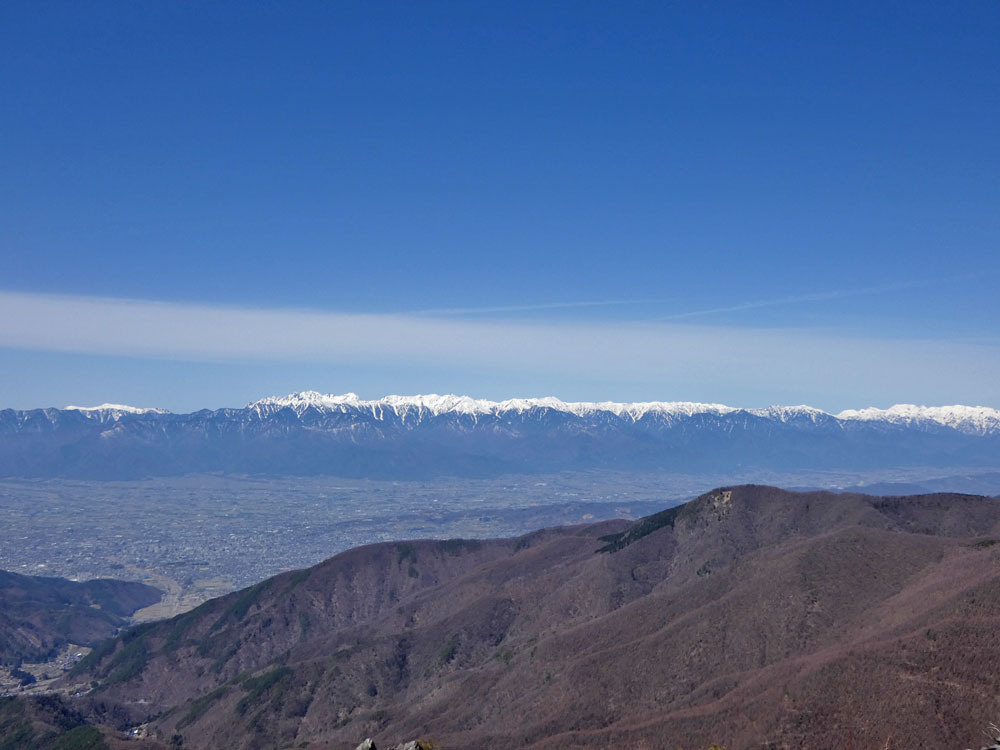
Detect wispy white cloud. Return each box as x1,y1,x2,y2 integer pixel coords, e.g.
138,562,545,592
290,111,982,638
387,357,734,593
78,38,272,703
0,290,997,406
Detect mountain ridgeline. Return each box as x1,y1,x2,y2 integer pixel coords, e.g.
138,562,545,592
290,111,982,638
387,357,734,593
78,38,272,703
53,486,1000,749
2,392,1000,480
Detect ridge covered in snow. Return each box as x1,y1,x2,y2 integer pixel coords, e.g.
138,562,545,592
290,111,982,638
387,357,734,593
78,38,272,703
836,404,1000,435
4,392,999,480
21,393,999,435
65,403,168,415
248,391,1000,433
248,391,740,420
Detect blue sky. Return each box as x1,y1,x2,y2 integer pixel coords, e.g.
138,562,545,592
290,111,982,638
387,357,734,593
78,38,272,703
1,2,998,411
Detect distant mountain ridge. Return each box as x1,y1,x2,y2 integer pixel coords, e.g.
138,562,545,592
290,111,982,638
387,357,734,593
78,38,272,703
53,391,1000,435
59,391,1000,432
1,392,999,479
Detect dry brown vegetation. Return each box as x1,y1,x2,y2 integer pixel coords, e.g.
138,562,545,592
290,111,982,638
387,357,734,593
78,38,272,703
0,572,161,665
56,486,1000,749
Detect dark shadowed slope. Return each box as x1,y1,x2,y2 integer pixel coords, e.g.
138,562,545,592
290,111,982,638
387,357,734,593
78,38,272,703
0,572,161,665
58,487,1000,749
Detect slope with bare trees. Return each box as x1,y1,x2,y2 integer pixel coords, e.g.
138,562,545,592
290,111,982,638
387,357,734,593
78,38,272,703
29,486,1000,749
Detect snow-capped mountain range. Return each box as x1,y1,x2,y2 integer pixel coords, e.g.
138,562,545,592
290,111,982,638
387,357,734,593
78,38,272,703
245,391,1000,435
1,391,998,479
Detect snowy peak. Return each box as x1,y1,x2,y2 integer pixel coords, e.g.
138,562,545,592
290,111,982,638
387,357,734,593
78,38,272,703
64,403,168,420
249,391,364,415
746,405,831,423
836,404,1000,435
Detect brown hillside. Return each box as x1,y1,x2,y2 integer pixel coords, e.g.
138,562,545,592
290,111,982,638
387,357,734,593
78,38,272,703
62,486,1000,750
0,572,162,665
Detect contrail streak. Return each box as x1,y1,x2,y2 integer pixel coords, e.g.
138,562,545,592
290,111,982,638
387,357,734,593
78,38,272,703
410,299,662,316
658,276,973,321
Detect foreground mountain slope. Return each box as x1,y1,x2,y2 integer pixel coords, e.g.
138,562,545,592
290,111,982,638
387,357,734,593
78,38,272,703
58,486,1000,749
0,572,161,665
0,694,170,750
2,394,1000,479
